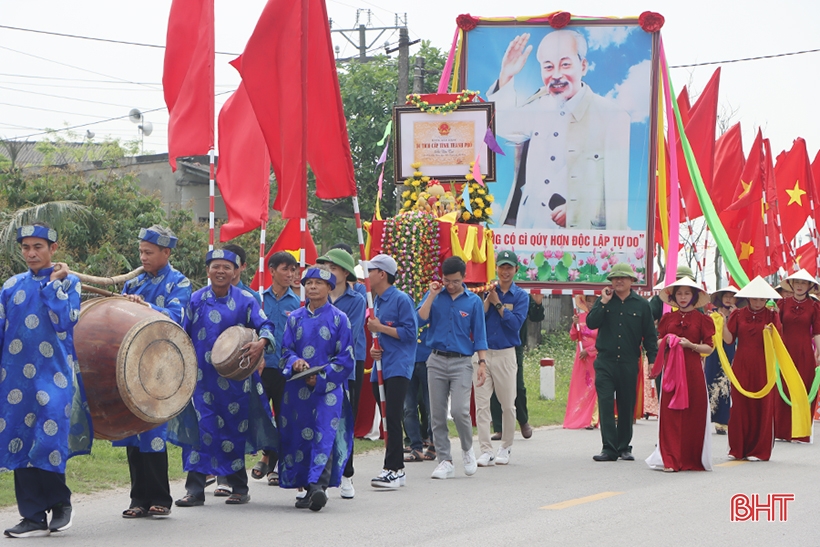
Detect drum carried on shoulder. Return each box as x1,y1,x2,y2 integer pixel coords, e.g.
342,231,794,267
211,326,264,381
74,297,197,441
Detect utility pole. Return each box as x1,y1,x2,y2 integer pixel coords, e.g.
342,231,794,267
396,26,410,104
412,56,425,94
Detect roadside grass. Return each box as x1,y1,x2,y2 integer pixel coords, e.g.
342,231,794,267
0,331,574,509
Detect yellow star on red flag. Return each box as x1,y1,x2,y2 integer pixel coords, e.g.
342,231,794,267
738,179,752,198
785,180,807,206
739,241,754,261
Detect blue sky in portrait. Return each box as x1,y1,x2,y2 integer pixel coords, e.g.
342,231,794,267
464,24,652,231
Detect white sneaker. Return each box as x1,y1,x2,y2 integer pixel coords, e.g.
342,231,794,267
340,477,355,499
495,446,511,465
397,469,406,487
463,448,477,476
431,460,455,479
476,451,496,467
370,470,400,489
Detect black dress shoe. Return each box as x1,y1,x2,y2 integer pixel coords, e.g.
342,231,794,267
592,452,617,462
491,432,502,441
620,451,635,461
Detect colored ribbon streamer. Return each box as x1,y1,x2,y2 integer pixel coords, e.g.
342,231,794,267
774,364,820,407
655,76,669,254
659,38,680,293
663,39,750,288
438,26,461,94
767,327,812,438
472,153,484,186
376,120,392,147
652,334,689,410
711,313,775,399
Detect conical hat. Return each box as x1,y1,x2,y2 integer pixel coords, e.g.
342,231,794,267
659,277,711,309
711,285,745,308
735,276,781,300
780,269,819,294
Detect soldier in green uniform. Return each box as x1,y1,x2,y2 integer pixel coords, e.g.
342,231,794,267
586,263,658,462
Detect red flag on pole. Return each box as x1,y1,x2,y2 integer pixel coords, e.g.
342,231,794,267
250,218,319,291
773,137,813,245
163,0,214,171
710,122,745,212
675,68,720,219
794,241,817,276
240,0,357,219
216,57,271,242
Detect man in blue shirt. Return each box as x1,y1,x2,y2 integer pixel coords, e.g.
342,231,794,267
253,251,299,485
365,254,418,488
317,248,366,499
404,327,434,462
417,256,488,480
117,225,191,519
475,251,529,467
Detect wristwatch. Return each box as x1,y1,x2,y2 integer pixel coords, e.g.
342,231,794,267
478,359,487,364
494,302,503,310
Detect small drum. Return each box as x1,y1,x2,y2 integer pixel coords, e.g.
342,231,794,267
211,326,264,381
74,297,198,441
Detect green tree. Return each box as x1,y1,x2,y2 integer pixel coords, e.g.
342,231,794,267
309,41,446,252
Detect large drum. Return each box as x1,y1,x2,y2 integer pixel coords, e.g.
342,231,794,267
74,297,197,441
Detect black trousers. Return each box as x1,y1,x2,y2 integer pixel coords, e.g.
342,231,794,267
372,376,409,472
185,469,248,499
14,468,71,523
342,360,365,478
127,447,172,510
260,367,286,459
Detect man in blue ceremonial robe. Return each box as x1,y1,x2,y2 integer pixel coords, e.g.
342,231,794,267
175,249,277,507
0,224,93,538
115,225,192,519
278,266,355,512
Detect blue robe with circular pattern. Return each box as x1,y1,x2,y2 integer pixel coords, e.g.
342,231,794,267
0,267,93,473
181,284,277,476
278,301,354,489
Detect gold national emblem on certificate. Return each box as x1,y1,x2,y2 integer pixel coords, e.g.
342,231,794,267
413,121,475,166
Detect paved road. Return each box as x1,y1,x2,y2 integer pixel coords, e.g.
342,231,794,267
2,420,816,545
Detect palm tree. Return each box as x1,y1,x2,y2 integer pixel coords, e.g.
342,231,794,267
0,200,90,272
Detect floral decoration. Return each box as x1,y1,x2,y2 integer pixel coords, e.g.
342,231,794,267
548,11,572,29
381,211,441,303
406,90,478,115
511,246,647,283
398,163,458,216
458,162,496,225
456,13,480,32
638,11,665,33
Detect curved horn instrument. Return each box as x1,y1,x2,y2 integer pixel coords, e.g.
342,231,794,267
69,267,144,286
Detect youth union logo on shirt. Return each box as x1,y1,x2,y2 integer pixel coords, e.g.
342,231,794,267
460,311,469,318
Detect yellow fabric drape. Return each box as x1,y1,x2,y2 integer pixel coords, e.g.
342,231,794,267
767,327,812,438
449,30,463,93
711,313,776,398
363,221,372,259
484,229,496,279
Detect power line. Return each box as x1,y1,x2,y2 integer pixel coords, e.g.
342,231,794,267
0,45,163,91
0,24,240,56
0,84,142,109
669,47,820,68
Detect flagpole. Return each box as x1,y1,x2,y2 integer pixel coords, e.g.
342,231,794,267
209,148,215,252
258,219,266,292
298,0,309,306
352,194,388,440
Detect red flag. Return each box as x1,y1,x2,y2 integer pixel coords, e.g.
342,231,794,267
710,122,744,212
794,241,817,276
675,68,720,219
720,130,766,279
811,150,820,208
216,57,271,242
163,0,214,171
676,86,691,127
773,137,813,245
241,0,357,219
250,219,318,291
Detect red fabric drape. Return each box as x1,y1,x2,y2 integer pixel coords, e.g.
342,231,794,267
216,57,271,242
240,0,357,219
163,0,214,171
